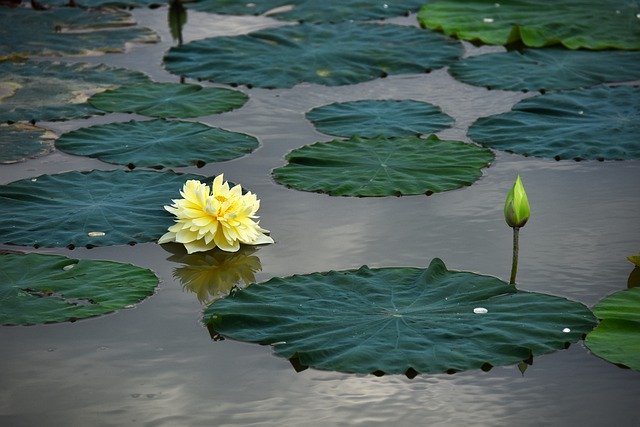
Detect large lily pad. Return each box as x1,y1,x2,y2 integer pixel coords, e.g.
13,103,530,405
0,252,158,325
188,0,425,23
467,86,640,160
0,60,150,123
306,99,454,138
417,0,640,50
585,288,640,371
0,123,55,164
204,258,596,375
0,170,213,248
55,119,258,168
88,83,248,118
272,135,494,197
164,22,462,88
0,7,158,60
449,49,640,91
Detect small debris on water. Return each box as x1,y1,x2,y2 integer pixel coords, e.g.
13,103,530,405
87,231,105,237
562,327,571,333
473,307,488,314
483,18,494,23
62,264,75,271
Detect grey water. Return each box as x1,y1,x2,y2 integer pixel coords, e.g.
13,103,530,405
1,8,639,426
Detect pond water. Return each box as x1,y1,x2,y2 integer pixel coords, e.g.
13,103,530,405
1,8,640,426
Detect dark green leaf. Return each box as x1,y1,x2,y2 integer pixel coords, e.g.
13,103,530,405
164,22,462,88
205,258,596,375
467,86,640,160
418,0,640,50
273,135,494,197
88,83,248,118
0,252,158,325
55,119,258,168
306,99,454,138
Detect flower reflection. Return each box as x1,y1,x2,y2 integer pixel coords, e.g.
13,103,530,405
166,244,262,303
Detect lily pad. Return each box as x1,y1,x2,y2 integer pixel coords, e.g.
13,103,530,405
55,119,258,168
204,258,596,375
0,7,158,60
188,0,425,23
306,99,454,138
0,60,150,123
449,49,640,91
272,135,494,197
0,123,55,164
88,83,248,118
417,0,640,50
0,252,158,326
467,86,640,160
0,170,213,248
164,22,462,88
585,288,640,371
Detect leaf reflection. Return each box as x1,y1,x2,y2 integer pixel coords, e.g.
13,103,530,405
168,0,187,47
166,244,262,304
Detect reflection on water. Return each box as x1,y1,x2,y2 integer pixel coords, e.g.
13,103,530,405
165,244,262,304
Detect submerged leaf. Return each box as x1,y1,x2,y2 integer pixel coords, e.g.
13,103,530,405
0,123,55,164
205,258,596,375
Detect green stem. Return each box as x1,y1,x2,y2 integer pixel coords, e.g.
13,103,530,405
509,227,520,285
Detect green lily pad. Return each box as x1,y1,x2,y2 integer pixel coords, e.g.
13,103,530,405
0,8,158,60
0,123,55,164
585,288,640,371
46,0,164,7
467,86,640,160
88,83,248,118
0,60,150,123
306,100,454,138
55,119,258,168
449,49,640,91
0,252,158,325
164,22,462,88
188,0,425,22
628,255,640,267
272,135,494,197
417,0,640,50
0,170,213,248
204,258,596,375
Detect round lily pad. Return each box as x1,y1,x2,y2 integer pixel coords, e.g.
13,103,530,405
0,252,158,325
449,49,640,91
0,60,150,123
0,170,213,248
0,7,158,60
585,288,640,371
88,83,248,118
417,0,640,50
188,0,425,23
0,123,55,164
204,258,596,375
306,99,454,138
164,22,462,88
468,86,640,161
272,135,494,197
55,119,258,168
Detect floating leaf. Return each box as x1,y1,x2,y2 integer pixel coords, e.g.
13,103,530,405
188,0,426,22
628,255,640,267
204,258,596,375
0,60,150,123
45,0,164,7
306,99,454,138
55,119,258,168
164,22,462,88
449,49,640,91
0,252,158,325
0,123,55,164
273,135,494,197
0,170,213,248
88,83,248,118
585,288,640,371
417,0,640,50
467,86,640,160
0,8,158,60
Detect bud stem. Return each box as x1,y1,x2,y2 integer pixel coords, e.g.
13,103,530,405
510,227,520,285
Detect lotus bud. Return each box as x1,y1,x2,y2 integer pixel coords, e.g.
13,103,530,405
504,175,530,228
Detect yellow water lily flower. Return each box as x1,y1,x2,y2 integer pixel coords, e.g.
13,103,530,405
504,174,530,228
158,175,274,253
